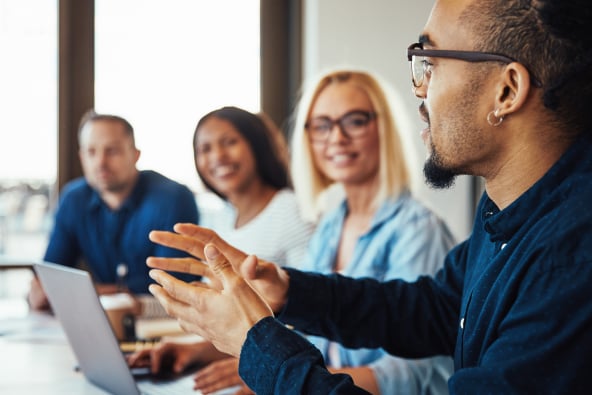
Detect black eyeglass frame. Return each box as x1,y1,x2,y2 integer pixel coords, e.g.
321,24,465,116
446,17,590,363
305,110,377,143
406,43,542,88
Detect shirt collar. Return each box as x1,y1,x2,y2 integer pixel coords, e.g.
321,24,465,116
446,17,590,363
482,133,592,242
87,171,144,212
334,190,410,236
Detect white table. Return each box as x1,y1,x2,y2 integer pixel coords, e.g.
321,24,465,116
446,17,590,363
0,299,239,395
0,305,111,394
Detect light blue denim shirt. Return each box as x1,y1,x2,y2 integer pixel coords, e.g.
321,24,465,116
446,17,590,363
300,192,456,395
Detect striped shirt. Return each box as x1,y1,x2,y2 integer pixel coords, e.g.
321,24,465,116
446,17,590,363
199,188,315,269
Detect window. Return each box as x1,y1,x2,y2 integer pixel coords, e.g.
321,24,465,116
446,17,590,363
94,0,261,191
0,0,57,260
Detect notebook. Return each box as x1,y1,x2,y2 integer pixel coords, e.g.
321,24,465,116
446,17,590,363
34,261,239,395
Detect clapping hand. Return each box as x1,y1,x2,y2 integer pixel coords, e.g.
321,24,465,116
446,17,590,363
147,223,291,313
148,238,273,357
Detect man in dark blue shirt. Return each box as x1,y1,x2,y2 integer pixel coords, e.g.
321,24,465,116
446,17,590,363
28,111,199,310
141,0,592,393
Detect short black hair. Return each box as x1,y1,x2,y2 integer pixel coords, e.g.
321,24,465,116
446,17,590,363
193,106,291,199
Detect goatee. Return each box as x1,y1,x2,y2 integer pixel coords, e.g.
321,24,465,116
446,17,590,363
423,151,456,189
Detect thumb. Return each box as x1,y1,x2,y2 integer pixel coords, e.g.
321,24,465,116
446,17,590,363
241,252,259,281
204,243,236,288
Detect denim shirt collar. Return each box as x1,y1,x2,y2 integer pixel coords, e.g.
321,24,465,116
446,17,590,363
331,190,411,237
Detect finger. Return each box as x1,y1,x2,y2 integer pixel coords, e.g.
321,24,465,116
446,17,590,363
174,223,217,244
198,374,243,394
149,270,212,309
127,349,149,367
149,230,208,261
173,352,192,374
189,281,215,290
193,363,217,385
149,342,174,373
195,377,239,394
203,244,243,290
147,281,191,323
176,224,249,266
146,256,212,278
148,284,207,339
241,253,259,280
194,360,241,392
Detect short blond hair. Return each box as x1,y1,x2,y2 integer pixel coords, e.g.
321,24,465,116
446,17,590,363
290,69,415,221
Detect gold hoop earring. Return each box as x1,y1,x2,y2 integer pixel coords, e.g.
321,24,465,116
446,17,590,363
487,109,504,127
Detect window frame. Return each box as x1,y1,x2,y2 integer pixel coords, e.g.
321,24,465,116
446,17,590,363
57,0,301,193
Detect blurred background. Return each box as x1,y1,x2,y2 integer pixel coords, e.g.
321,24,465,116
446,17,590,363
0,0,479,303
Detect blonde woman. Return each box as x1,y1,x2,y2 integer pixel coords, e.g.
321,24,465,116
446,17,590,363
288,69,455,394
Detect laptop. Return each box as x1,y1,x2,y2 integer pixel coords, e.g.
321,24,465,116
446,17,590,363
34,261,239,395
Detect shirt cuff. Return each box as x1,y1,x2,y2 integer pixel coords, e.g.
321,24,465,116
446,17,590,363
238,316,317,393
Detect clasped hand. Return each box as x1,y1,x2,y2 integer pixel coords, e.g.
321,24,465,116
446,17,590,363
146,223,290,357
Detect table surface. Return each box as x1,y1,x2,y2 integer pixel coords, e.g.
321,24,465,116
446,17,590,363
0,298,235,395
0,255,35,270
0,303,111,394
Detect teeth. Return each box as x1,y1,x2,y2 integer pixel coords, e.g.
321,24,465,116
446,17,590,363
331,154,353,164
212,164,235,177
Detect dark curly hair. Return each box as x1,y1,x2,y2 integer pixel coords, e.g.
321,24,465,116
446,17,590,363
193,106,291,200
461,0,592,136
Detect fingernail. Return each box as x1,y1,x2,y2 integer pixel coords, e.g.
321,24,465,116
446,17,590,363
204,244,219,260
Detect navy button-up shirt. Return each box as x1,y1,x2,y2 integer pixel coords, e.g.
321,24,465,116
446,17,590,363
44,170,199,293
239,133,592,394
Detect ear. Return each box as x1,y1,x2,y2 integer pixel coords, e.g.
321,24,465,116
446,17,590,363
494,62,532,117
134,148,141,164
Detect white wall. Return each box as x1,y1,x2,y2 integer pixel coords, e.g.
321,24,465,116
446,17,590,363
302,0,473,242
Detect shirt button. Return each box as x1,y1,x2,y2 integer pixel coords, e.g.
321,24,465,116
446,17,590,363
460,318,465,329
501,243,507,250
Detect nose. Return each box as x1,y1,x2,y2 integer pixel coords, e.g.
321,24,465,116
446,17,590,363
209,144,227,161
96,151,109,166
327,122,349,143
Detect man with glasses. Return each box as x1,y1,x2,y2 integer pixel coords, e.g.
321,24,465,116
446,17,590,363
142,0,592,393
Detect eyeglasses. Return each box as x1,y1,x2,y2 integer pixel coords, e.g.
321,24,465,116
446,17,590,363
407,42,542,88
305,110,377,143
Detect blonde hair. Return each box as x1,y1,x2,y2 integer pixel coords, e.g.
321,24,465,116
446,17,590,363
290,69,415,222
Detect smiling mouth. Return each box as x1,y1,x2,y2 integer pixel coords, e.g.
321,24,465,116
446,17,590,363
328,152,357,165
210,164,238,178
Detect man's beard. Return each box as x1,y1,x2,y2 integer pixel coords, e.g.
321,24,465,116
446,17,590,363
423,144,457,189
